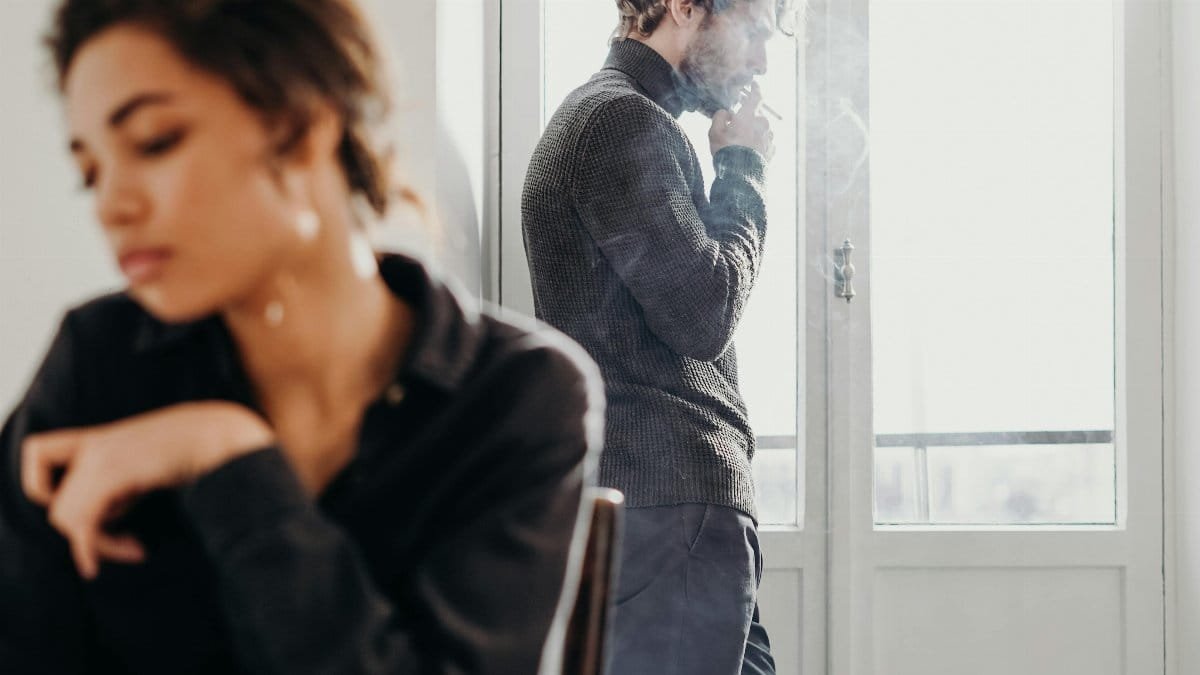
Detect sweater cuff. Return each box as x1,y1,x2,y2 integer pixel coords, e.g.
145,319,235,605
179,447,309,553
713,145,766,183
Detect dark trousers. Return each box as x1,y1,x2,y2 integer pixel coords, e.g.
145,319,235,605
605,503,776,675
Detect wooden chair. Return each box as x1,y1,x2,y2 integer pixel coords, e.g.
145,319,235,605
561,488,625,675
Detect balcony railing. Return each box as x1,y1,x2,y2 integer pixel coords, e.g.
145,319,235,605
755,430,1115,523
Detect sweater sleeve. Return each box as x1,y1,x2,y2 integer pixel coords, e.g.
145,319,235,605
178,337,603,675
571,95,768,361
0,314,97,674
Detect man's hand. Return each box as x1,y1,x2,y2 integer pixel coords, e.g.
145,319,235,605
709,82,774,162
21,401,274,579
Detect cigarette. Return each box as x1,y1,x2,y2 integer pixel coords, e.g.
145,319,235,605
761,103,783,121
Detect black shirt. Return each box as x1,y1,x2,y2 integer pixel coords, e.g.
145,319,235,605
0,254,603,674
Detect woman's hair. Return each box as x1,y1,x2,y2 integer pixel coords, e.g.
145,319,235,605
47,0,401,218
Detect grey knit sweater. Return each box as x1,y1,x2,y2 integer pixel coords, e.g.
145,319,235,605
521,39,767,520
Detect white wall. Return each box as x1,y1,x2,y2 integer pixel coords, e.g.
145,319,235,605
0,1,117,410
365,0,488,297
0,0,485,410
1171,1,1200,673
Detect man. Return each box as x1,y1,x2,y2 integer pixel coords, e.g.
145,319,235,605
521,0,783,673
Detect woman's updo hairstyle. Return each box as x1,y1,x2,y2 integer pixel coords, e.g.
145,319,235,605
48,0,400,218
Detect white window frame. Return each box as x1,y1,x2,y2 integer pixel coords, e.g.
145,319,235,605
485,1,1171,672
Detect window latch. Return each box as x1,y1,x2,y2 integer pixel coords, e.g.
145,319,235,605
835,238,856,303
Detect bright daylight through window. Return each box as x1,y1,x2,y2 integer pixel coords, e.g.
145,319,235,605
543,0,1117,528
870,0,1116,526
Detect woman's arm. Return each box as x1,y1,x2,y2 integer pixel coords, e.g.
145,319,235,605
22,401,274,579
10,311,601,674
0,315,96,674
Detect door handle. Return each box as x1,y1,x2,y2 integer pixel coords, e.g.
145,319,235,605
835,238,856,303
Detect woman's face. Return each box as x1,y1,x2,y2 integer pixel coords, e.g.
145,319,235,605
65,24,314,323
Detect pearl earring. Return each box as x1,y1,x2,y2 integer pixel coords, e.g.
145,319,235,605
296,209,320,241
264,300,285,326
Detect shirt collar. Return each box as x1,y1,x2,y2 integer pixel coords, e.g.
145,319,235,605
603,39,691,118
132,253,485,393
377,253,483,392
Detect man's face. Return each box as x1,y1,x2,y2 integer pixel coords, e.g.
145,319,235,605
679,0,775,115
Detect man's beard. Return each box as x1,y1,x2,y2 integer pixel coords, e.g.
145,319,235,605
675,33,741,118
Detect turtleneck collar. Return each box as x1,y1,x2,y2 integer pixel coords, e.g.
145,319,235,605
602,39,694,118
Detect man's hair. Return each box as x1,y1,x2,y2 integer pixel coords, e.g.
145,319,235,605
47,0,406,219
612,0,796,43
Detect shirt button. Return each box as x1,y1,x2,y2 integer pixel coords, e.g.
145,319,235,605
384,383,406,406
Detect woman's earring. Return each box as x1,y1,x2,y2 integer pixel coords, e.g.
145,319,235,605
296,209,320,241
264,300,285,327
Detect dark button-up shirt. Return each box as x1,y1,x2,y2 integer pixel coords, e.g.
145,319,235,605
0,254,603,674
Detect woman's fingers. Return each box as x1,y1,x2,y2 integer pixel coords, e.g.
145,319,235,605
94,532,147,565
23,402,271,579
68,524,100,580
48,456,123,580
21,429,84,505
48,461,147,580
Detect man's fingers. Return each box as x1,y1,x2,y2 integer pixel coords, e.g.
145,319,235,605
21,430,84,505
711,84,774,160
741,82,763,116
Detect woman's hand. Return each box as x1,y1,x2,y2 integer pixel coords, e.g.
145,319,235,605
21,401,274,580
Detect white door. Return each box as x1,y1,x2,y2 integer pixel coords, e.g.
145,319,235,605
495,2,1166,674
821,0,1167,673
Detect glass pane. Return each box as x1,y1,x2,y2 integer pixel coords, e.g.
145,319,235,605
753,448,800,526
874,446,919,523
543,1,803,525
876,444,1116,525
868,0,1116,525
543,1,612,120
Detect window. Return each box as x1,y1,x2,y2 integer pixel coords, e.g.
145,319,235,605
868,0,1117,525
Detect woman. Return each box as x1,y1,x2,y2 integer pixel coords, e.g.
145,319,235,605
0,1,602,673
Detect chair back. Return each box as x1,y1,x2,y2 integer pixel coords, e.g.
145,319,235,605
562,488,624,675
